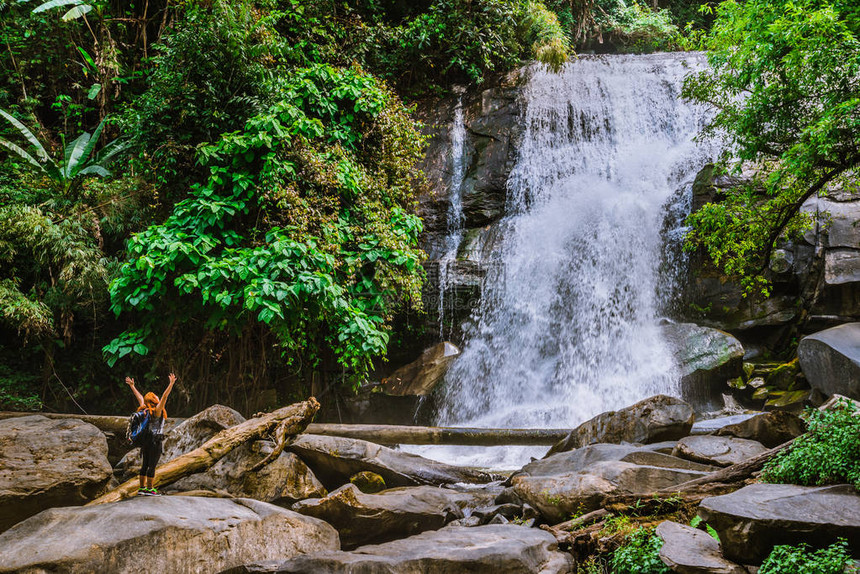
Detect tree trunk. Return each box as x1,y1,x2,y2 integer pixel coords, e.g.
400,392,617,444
86,397,319,505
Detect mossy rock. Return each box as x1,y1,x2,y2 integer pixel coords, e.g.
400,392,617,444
350,471,386,494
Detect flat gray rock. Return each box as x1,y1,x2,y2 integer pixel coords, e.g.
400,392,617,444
0,495,339,574
673,435,768,467
691,414,758,435
223,524,573,574
292,483,493,548
0,415,112,532
656,521,746,574
698,483,860,563
546,395,694,456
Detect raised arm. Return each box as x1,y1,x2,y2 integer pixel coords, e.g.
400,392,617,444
125,377,145,409
154,373,176,417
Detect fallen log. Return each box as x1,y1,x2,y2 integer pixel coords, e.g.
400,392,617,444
87,397,319,505
0,412,569,446
551,509,610,532
303,423,569,446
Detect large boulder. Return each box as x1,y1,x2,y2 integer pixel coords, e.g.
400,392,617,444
656,521,746,574
383,342,460,396
224,524,573,574
512,444,715,522
672,435,768,467
662,323,744,412
698,484,860,564
288,434,496,490
714,411,806,448
0,496,339,574
798,323,860,400
118,405,325,504
292,483,491,548
0,415,112,532
546,395,694,457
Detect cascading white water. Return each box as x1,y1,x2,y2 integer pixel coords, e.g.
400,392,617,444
437,98,468,339
407,53,716,469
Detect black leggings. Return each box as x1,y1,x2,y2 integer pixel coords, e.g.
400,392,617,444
140,440,163,478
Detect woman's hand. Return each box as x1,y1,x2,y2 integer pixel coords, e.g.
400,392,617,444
168,373,176,387
125,376,135,387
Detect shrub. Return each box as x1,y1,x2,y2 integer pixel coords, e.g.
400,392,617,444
609,527,671,574
761,400,860,489
759,540,854,574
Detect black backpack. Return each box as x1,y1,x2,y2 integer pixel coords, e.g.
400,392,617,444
126,409,151,446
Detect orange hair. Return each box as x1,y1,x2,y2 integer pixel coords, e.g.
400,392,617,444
138,392,166,418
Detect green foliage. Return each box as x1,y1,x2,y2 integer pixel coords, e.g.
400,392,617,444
0,202,108,341
0,110,127,197
759,540,854,574
683,0,860,295
609,527,671,574
360,0,569,93
19,0,94,21
107,64,426,382
761,400,860,488
123,0,284,190
594,0,681,51
0,364,42,411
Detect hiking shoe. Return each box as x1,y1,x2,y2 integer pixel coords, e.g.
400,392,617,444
137,487,151,496
147,488,161,496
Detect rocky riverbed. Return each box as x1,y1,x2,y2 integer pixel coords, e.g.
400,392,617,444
2,370,859,573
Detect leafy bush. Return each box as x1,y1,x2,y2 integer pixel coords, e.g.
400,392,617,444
759,540,854,574
123,0,284,189
610,527,671,574
594,0,680,51
761,401,860,488
363,0,569,94
106,64,426,384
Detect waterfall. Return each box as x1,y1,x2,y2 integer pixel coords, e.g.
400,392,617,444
437,97,467,339
407,53,716,469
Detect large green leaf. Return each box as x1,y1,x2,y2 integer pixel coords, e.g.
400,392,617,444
30,0,84,14
0,110,51,163
77,117,106,172
93,138,130,165
63,132,90,179
0,138,44,171
63,3,92,20
77,165,111,177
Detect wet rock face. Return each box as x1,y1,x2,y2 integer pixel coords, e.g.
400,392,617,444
0,415,112,532
798,322,860,400
656,521,747,574
0,496,339,574
661,323,744,413
118,404,325,504
292,483,488,549
417,71,525,341
698,483,860,564
225,524,574,574
512,444,715,522
546,394,695,456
